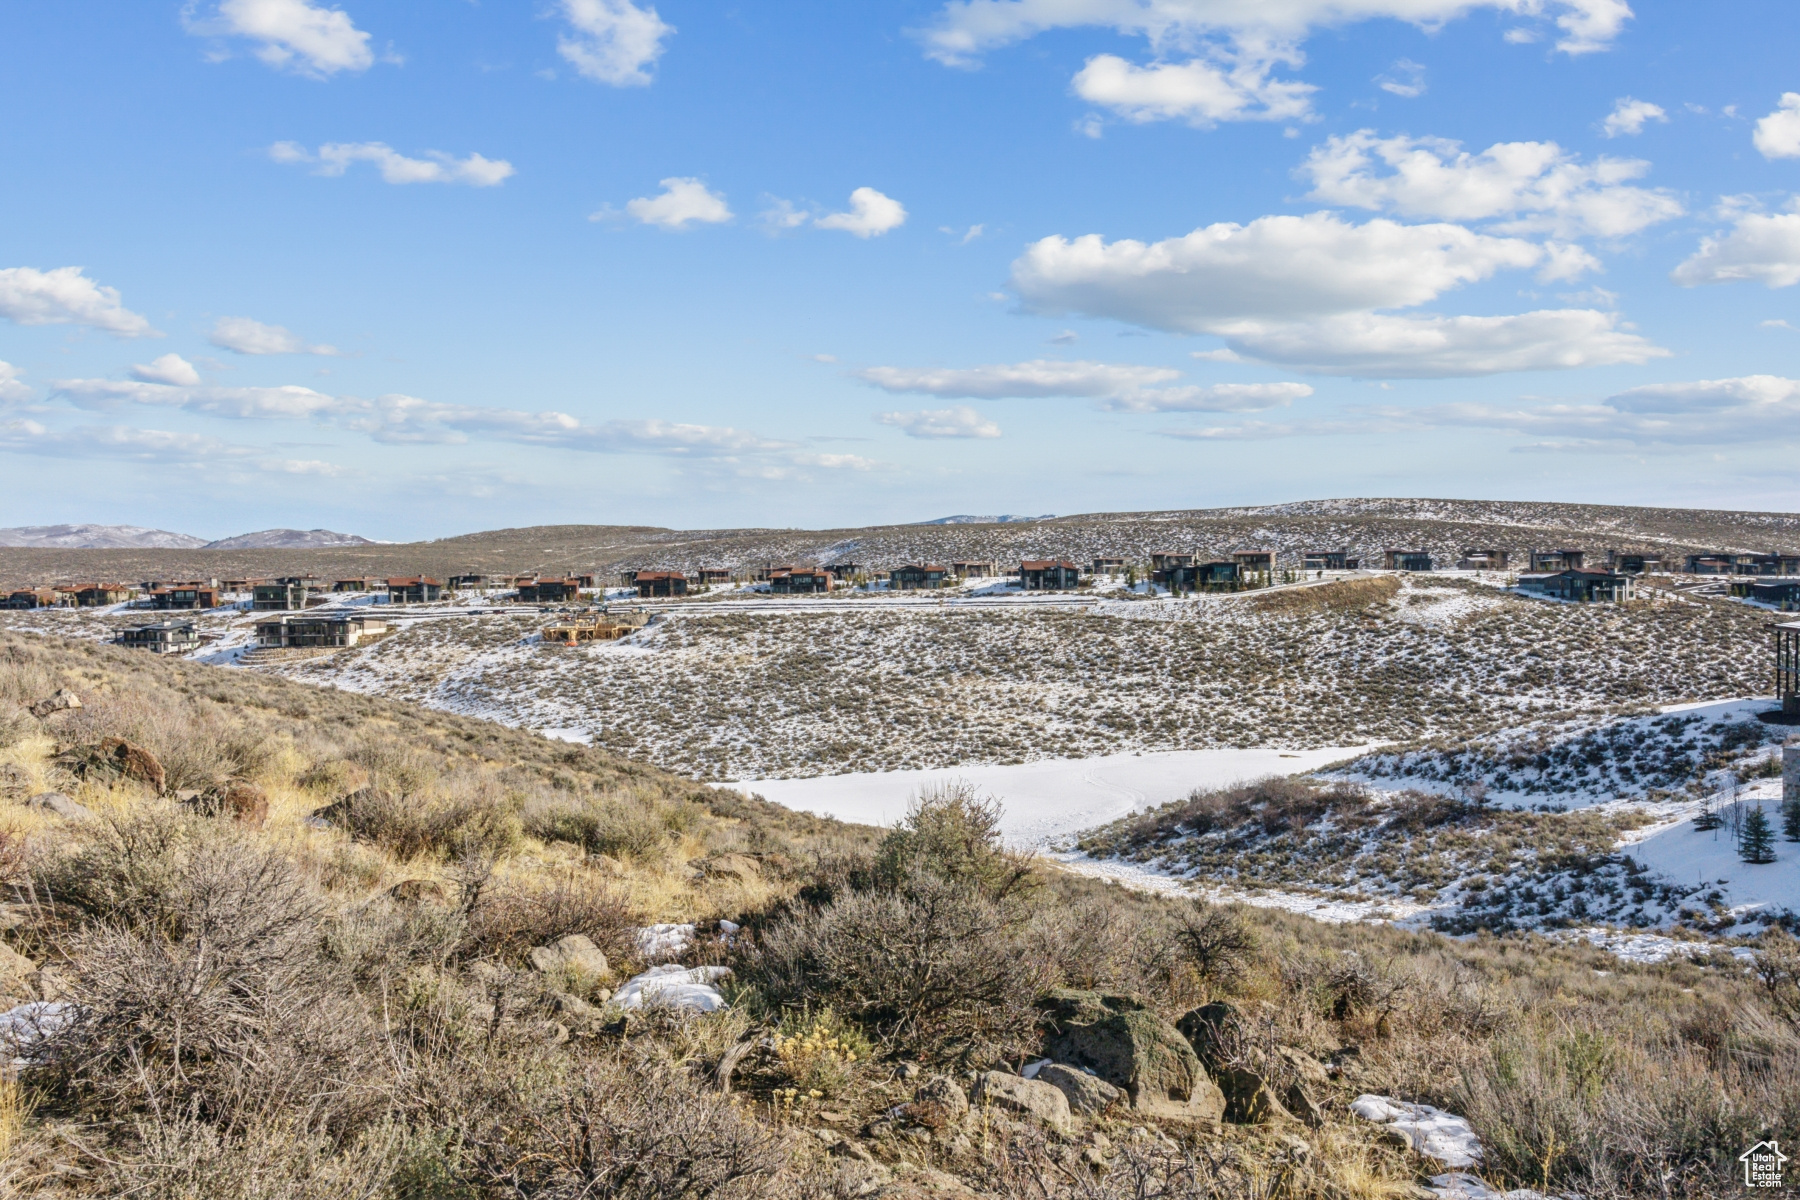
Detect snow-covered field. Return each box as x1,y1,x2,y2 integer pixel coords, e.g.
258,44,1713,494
728,744,1373,848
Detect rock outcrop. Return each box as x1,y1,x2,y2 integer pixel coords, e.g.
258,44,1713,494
1038,990,1224,1126
971,1071,1074,1136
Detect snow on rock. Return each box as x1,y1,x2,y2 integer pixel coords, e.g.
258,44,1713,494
0,1000,77,1066
1351,1095,1482,1168
635,923,695,959
612,964,732,1014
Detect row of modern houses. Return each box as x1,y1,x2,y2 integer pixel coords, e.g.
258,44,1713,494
10,543,1800,614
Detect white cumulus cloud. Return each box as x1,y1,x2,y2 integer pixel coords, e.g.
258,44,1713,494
1601,96,1666,137
209,316,339,356
815,188,908,238
922,0,1632,64
856,359,1180,398
875,406,1003,438
0,361,30,403
1754,93,1800,159
1011,211,1545,331
556,0,673,87
1299,130,1681,239
1210,309,1666,378
922,1,1631,130
270,141,514,186
1071,53,1314,126
186,0,375,77
129,354,203,386
1672,211,1800,288
0,266,155,337
622,178,733,229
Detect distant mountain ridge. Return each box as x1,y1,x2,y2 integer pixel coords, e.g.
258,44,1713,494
917,514,1055,525
0,524,208,550
0,524,371,550
203,529,374,550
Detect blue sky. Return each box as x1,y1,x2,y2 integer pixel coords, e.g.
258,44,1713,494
2,0,1799,539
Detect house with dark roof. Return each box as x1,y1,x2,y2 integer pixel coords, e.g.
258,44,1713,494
1457,549,1508,570
634,571,687,598
1517,567,1633,603
1303,550,1357,570
519,579,581,603
116,621,200,655
889,564,950,589
1383,550,1434,571
1019,560,1081,589
387,577,444,604
771,568,833,594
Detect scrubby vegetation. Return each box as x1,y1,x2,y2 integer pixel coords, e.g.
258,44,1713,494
1078,777,1747,935
0,631,1794,1198
148,577,1772,780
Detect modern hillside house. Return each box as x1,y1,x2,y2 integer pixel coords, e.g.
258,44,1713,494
1018,560,1080,589
634,571,687,598
1304,550,1357,570
771,568,833,594
387,577,445,604
116,621,200,654
1383,550,1434,571
1516,568,1634,603
889,564,950,589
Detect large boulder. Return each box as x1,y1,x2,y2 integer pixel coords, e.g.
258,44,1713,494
1037,1063,1122,1115
187,780,269,829
1175,1001,1239,1070
1216,1067,1299,1125
57,738,165,793
907,1076,969,1129
1039,990,1224,1126
24,792,92,821
527,934,612,987
29,690,81,719
971,1071,1073,1136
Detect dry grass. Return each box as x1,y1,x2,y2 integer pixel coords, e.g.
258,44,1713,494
0,629,1792,1198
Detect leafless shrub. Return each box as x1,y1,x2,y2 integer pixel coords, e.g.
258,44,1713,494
81,1112,402,1200
1175,901,1259,991
40,828,388,1131
741,869,1052,1061
463,868,639,966
455,1052,794,1199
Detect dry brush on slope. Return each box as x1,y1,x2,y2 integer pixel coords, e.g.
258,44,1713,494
0,635,1795,1198
257,578,1772,780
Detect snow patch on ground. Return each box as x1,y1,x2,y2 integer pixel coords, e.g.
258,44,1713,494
612,964,731,1014
1351,1094,1482,1168
730,745,1374,849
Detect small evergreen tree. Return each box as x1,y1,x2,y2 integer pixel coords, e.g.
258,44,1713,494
1740,805,1777,864
1693,795,1723,831
1783,797,1800,843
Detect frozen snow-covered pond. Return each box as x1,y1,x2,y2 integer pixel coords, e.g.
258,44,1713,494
728,745,1375,848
